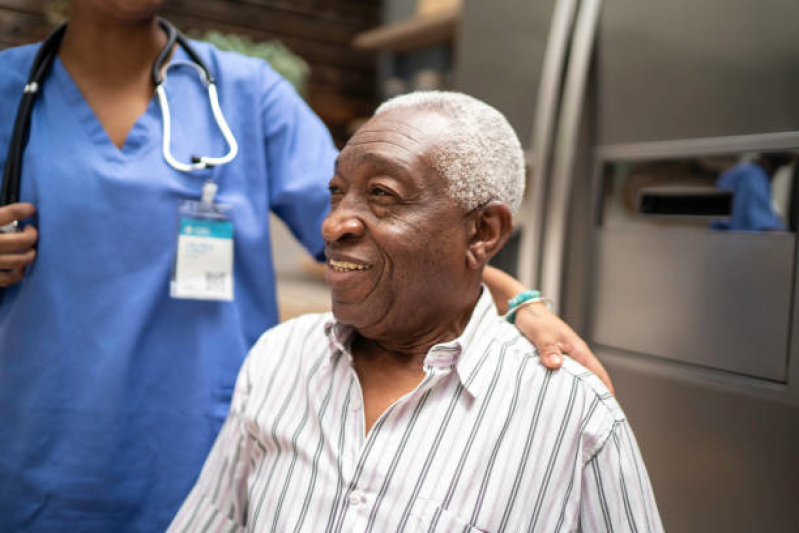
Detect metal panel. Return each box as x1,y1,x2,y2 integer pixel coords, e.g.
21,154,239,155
516,0,579,289
591,228,793,381
557,1,799,530
539,0,602,311
597,0,799,144
599,352,799,532
455,0,558,147
457,0,570,288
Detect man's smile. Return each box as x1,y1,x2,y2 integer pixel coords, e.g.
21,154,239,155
328,259,373,272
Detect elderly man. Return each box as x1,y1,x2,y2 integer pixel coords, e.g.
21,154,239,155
169,92,662,532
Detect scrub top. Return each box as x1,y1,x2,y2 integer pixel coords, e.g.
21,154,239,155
712,161,786,231
0,40,337,532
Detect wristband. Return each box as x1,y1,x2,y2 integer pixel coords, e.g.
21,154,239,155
504,290,554,324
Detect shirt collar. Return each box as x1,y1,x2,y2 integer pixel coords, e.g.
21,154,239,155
323,285,503,398
324,320,355,363
449,286,504,399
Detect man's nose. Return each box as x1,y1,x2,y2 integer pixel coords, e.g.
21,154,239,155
321,206,366,243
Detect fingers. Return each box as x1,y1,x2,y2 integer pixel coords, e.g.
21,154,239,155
0,212,38,288
569,340,615,396
515,307,564,369
0,224,38,252
0,268,25,287
0,203,36,226
514,304,616,395
0,248,36,270
538,340,564,369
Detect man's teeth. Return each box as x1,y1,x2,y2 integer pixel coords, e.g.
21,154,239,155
330,259,372,272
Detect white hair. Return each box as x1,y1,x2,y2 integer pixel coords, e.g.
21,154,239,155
375,91,525,214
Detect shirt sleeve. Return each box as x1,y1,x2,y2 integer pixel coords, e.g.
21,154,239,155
167,357,258,532
261,74,338,262
580,420,664,532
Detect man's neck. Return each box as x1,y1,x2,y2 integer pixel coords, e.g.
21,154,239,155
352,282,483,364
349,288,483,435
350,336,429,436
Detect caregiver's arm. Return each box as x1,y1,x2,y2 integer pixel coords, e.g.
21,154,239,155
483,265,614,395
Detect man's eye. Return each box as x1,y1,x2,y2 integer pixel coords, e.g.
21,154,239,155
329,185,343,196
371,187,393,198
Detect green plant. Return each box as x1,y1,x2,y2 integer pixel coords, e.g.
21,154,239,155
192,30,309,97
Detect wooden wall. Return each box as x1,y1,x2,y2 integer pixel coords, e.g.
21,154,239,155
0,0,380,145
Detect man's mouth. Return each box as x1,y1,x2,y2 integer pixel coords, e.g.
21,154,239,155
329,259,373,272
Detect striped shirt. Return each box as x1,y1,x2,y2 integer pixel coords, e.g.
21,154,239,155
169,289,662,532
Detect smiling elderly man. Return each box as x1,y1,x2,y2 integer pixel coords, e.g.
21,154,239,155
169,92,662,532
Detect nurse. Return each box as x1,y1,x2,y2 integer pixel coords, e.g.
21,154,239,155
0,1,610,531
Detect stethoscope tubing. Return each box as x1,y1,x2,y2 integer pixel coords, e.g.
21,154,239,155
1,25,66,208
0,18,238,210
156,61,238,172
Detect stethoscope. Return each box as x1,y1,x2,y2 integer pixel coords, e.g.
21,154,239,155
0,19,238,232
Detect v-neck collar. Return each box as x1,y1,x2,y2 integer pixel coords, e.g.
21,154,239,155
49,46,188,160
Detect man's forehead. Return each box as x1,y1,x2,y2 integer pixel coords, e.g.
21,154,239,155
337,110,450,175
349,109,449,147
334,149,415,176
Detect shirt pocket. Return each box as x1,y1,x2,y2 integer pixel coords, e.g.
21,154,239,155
409,497,486,533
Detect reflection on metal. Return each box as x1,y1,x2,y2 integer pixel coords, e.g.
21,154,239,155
637,187,734,219
517,0,579,288
597,131,799,161
599,150,796,233
591,228,794,382
540,0,603,312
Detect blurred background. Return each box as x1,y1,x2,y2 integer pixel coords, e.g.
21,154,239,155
3,0,799,530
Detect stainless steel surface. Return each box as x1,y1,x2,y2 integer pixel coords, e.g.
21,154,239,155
599,152,794,231
636,187,734,220
516,0,579,288
457,0,799,529
598,131,799,161
455,0,558,147
540,0,602,312
580,2,799,530
597,0,799,144
456,0,562,281
599,351,799,531
591,227,794,381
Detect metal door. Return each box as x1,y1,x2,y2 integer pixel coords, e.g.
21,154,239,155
458,0,799,530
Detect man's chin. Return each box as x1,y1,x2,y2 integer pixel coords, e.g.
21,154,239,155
331,300,381,332
330,301,361,326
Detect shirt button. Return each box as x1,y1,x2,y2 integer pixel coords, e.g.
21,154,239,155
348,490,364,506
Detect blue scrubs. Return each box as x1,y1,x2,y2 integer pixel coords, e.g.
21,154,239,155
712,161,785,231
0,41,337,532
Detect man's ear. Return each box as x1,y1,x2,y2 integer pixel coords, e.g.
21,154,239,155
465,201,513,270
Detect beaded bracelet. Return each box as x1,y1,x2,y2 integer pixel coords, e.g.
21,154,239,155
504,289,554,324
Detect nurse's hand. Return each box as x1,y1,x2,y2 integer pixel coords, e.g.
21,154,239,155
515,303,614,395
482,265,615,394
0,203,37,287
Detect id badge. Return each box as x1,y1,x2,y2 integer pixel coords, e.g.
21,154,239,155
171,194,234,301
